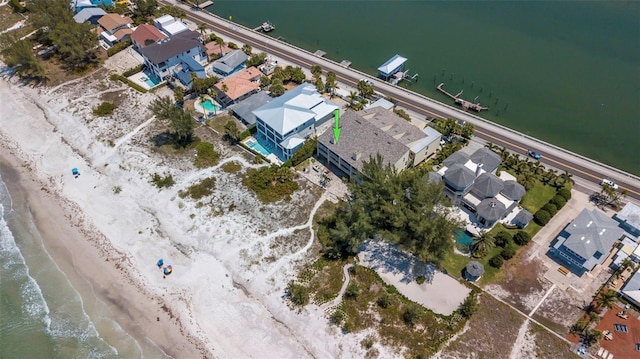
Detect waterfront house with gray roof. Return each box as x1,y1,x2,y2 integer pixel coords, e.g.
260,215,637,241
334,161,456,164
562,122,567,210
620,270,640,307
253,83,338,160
73,7,106,24
138,30,207,86
501,180,526,201
512,209,533,229
469,147,501,174
550,208,624,276
615,202,640,238
443,164,476,203
211,50,249,77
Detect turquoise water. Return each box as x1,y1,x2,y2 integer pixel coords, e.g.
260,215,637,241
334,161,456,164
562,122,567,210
455,230,475,247
141,69,161,88
206,1,640,174
202,99,219,113
247,139,271,157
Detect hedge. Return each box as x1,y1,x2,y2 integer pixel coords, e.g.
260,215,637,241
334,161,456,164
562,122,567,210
500,245,517,260
113,75,147,93
107,39,132,57
123,64,144,77
534,209,551,226
542,203,558,216
489,255,504,269
557,188,572,201
551,195,567,208
513,231,531,246
494,231,513,248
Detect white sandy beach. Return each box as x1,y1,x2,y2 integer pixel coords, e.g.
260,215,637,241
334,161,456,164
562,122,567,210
0,66,387,358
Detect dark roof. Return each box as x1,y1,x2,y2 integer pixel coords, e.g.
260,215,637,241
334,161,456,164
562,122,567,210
228,91,273,125
139,30,202,64
476,198,507,222
443,151,470,168
501,180,526,201
560,209,624,261
470,147,501,173
443,163,475,191
465,261,485,277
317,110,409,173
513,210,533,227
212,49,248,74
472,172,504,198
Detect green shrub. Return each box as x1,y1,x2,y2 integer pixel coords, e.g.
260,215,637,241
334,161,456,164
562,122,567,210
222,161,241,173
242,165,299,203
228,42,238,49
402,306,421,326
193,142,221,168
93,102,117,116
345,284,360,299
542,203,558,216
416,276,426,285
122,64,144,77
287,282,309,306
114,75,147,93
330,309,345,325
558,188,572,201
534,209,551,226
551,195,567,209
151,173,175,188
459,294,478,318
513,231,532,245
494,231,513,247
107,38,132,56
377,293,392,308
500,245,517,260
179,177,216,200
288,137,317,167
488,255,504,268
9,0,27,13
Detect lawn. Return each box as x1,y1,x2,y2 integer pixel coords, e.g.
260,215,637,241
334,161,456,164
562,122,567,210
206,114,243,134
441,246,503,285
520,179,558,214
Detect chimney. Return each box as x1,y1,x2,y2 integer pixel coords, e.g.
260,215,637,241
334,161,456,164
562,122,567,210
475,163,484,177
351,152,361,160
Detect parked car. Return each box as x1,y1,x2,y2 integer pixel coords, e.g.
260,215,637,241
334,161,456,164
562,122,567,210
600,179,618,190
527,150,542,160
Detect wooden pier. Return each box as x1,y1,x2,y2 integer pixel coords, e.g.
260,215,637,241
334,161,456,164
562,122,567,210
197,1,213,9
436,83,488,112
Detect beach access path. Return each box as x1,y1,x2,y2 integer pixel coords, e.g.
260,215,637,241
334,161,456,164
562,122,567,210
164,0,640,203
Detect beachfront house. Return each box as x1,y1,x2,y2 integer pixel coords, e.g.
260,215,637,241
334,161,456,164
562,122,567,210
153,15,189,37
228,92,273,126
214,66,262,107
316,108,441,179
620,270,640,307
97,13,133,47
138,30,207,87
253,83,338,160
211,50,249,77
130,24,167,50
73,7,106,24
615,202,640,238
549,208,624,276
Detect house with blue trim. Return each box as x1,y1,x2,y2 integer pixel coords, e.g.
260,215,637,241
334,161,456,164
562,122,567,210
550,208,624,276
253,83,338,160
211,50,249,77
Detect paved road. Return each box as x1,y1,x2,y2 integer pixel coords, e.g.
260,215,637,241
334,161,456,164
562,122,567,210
165,1,640,202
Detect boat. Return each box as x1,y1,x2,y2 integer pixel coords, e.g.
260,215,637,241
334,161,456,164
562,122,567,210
261,21,275,32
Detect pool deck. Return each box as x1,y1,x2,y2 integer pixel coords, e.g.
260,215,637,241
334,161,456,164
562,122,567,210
241,136,281,164
195,96,221,117
127,71,165,91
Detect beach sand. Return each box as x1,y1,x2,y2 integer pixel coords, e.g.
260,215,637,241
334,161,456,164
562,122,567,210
0,62,382,357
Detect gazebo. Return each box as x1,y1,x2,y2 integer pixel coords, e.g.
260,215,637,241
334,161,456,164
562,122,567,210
464,261,485,281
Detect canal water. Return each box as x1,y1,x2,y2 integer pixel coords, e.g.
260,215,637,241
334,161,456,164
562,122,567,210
206,1,640,175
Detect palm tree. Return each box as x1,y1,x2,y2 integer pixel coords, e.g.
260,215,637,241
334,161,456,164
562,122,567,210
215,36,225,56
485,142,498,153
347,91,358,109
198,23,207,37
471,231,495,258
595,289,617,310
582,329,603,347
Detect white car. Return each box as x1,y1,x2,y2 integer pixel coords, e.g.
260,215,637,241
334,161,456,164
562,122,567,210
600,179,618,190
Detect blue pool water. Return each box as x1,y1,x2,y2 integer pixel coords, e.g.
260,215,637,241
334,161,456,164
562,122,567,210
201,99,219,113
455,230,475,246
141,70,161,88
246,139,271,157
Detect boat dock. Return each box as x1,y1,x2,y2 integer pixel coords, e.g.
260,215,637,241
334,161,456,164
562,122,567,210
197,1,213,9
377,54,418,85
437,83,488,112
253,21,275,32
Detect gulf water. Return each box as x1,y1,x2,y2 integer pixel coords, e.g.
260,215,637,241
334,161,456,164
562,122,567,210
207,1,640,175
0,173,142,358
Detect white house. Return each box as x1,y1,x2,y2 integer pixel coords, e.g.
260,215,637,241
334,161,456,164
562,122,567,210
154,15,189,37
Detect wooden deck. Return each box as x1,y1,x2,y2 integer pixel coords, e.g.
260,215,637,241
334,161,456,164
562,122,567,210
437,83,489,112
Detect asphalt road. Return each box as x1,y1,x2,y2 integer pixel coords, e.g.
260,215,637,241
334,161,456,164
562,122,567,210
164,1,640,202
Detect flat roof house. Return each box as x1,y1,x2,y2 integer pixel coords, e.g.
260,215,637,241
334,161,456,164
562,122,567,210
253,83,338,160
615,202,640,239
214,66,262,107
139,30,207,87
130,24,167,50
317,110,411,178
211,50,249,77
153,15,189,37
550,208,624,276
97,13,133,47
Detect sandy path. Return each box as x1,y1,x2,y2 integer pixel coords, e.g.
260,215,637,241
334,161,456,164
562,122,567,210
320,264,354,311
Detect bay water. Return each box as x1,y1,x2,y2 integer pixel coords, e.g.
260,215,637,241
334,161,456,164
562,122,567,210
207,1,640,174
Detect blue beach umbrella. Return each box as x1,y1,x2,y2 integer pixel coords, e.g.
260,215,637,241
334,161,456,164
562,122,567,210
72,168,79,175
157,258,164,267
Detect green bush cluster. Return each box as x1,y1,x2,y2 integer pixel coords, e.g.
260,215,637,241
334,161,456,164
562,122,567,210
107,39,132,57
179,177,216,200
488,254,504,268
557,188,572,201
535,187,569,226
242,165,299,203
9,0,27,13
113,75,147,93
287,282,309,306
513,231,531,245
92,102,117,116
193,142,221,168
122,64,144,77
151,173,175,188
283,137,317,168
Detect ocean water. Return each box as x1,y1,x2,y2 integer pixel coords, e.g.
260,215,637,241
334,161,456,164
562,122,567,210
207,1,640,174
0,174,142,358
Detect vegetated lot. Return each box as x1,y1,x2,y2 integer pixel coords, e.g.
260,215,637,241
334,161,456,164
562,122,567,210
528,322,579,359
0,6,23,32
531,286,583,335
438,295,524,358
302,260,467,358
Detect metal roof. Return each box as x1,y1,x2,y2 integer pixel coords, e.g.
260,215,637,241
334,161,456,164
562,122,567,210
212,50,249,75
472,172,504,198
501,180,526,201
557,209,624,264
616,202,640,232
228,91,273,125
443,151,470,168
465,261,485,277
73,7,106,23
377,54,407,76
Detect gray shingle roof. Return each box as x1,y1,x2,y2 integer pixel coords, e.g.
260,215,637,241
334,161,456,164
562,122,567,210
317,110,409,173
476,198,507,222
513,209,533,228
228,91,272,125
360,107,430,149
443,151,470,168
616,202,640,232
212,49,248,74
472,172,504,198
470,147,501,173
443,163,475,191
465,261,484,277
139,30,203,64
501,180,526,201
561,209,624,261
73,7,106,23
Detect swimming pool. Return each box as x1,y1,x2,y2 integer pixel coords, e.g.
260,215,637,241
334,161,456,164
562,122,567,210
201,99,219,113
246,139,271,157
455,230,475,247
141,70,162,88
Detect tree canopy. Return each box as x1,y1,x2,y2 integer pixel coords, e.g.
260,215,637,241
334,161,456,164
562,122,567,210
318,154,460,263
149,96,195,146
